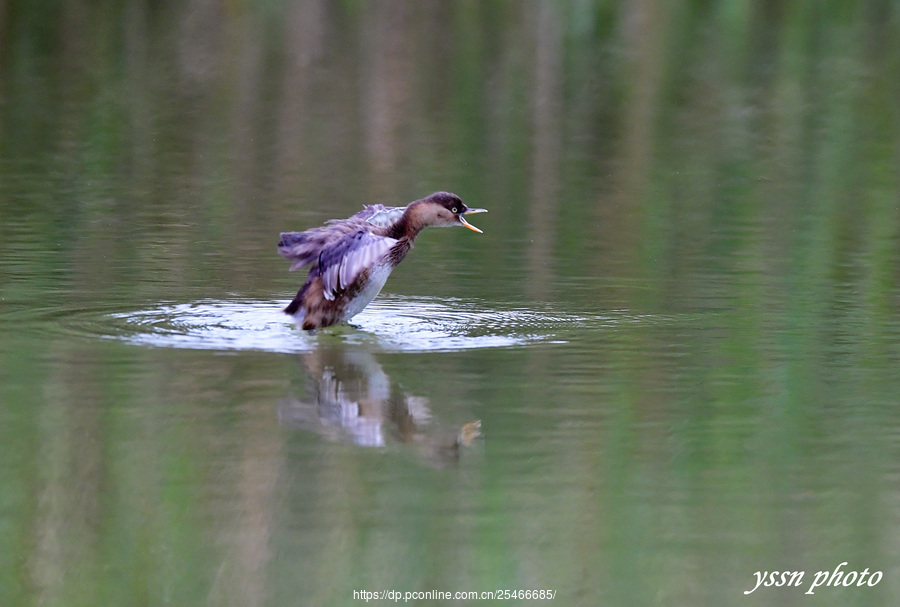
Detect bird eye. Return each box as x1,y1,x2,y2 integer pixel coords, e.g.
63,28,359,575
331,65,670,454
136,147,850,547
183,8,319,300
451,207,458,213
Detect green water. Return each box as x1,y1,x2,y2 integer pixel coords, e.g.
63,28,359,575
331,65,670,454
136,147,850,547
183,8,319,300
2,2,900,606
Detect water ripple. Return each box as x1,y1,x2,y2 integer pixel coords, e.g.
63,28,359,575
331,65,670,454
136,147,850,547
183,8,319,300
96,296,591,353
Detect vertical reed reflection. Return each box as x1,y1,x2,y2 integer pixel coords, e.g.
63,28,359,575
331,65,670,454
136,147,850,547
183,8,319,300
362,0,415,196
274,0,326,197
526,1,563,300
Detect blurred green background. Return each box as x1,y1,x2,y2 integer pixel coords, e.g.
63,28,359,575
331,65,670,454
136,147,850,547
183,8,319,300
2,1,899,606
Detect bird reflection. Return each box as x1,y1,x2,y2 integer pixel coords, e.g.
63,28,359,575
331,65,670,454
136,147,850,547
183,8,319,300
278,344,480,461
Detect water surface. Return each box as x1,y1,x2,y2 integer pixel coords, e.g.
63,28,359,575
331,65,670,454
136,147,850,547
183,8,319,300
2,2,900,606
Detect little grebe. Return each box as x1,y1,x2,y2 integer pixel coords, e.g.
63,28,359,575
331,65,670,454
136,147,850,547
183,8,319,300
278,191,487,330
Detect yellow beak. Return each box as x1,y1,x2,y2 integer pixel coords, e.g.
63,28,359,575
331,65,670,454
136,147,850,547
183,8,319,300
459,208,488,233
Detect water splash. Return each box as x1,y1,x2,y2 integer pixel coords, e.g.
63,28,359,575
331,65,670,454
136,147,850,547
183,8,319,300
101,296,587,353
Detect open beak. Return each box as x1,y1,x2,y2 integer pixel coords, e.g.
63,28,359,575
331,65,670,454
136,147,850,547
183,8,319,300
459,208,488,233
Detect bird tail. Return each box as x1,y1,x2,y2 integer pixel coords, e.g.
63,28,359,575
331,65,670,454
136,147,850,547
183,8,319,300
283,281,309,316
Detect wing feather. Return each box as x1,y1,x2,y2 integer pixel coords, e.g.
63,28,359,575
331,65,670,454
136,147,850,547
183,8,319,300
363,205,407,228
319,231,398,300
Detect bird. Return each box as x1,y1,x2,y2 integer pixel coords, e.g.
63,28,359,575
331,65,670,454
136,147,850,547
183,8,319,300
278,191,487,330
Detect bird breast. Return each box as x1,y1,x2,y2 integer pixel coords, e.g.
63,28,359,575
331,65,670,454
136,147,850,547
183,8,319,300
342,262,395,321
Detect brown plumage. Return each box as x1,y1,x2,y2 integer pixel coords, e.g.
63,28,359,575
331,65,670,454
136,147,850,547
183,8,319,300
278,192,487,330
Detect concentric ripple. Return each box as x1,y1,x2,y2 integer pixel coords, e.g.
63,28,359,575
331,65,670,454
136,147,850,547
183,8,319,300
98,296,591,353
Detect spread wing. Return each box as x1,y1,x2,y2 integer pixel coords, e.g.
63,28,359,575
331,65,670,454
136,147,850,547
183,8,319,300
319,231,398,300
359,205,407,228
278,222,361,271
335,204,407,228
279,227,332,270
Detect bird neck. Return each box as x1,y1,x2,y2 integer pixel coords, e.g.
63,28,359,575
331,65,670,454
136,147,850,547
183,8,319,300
386,203,426,241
